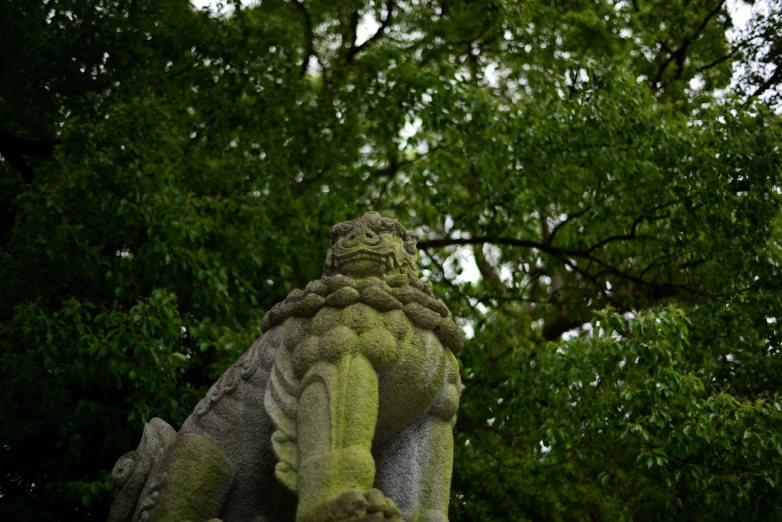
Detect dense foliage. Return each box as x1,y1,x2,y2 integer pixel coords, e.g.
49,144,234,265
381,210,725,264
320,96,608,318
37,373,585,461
2,0,782,519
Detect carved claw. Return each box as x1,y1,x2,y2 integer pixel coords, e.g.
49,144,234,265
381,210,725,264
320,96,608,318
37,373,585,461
306,488,404,522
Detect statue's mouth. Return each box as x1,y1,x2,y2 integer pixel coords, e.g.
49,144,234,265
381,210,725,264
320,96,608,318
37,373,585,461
332,248,399,273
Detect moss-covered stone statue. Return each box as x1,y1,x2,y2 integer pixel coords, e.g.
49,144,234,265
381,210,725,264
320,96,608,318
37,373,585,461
108,212,463,522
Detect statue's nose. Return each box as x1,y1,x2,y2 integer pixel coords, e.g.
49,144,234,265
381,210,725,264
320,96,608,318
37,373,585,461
345,229,380,247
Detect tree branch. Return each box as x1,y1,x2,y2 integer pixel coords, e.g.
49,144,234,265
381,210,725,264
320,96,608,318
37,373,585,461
291,0,316,77
696,49,738,74
743,63,782,106
345,9,360,58
691,0,728,44
542,311,582,341
474,244,500,282
420,250,479,316
546,208,590,245
418,236,576,258
585,212,666,254
651,0,726,88
651,52,678,89
418,233,714,299
370,143,446,177
371,156,399,177
346,0,394,64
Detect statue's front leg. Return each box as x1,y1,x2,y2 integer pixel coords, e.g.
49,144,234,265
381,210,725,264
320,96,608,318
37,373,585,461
374,350,461,522
374,412,455,522
296,353,401,522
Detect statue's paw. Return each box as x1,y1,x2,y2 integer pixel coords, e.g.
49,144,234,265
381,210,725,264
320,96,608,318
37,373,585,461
309,488,403,522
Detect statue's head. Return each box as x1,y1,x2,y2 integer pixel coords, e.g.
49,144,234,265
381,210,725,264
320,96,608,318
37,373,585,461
324,211,419,279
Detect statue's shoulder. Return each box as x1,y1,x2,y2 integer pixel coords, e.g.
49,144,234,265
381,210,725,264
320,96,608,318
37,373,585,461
260,283,326,333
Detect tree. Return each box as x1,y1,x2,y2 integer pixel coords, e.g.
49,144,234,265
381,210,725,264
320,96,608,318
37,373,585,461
1,0,781,519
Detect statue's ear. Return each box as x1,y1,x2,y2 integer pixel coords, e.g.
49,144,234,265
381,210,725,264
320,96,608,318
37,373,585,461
323,248,334,276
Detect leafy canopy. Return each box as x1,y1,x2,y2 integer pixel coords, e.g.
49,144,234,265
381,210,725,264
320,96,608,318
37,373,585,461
1,0,782,520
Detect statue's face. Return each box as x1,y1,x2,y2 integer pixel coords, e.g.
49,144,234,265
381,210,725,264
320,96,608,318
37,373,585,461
324,212,418,279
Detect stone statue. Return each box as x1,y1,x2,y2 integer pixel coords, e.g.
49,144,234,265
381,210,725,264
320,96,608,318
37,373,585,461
108,212,464,522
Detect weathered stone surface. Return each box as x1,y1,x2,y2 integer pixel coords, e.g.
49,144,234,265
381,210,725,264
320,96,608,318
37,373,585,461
402,303,442,331
109,212,462,522
385,274,407,288
360,286,403,312
426,299,449,319
294,294,327,318
325,287,362,309
108,418,176,522
433,319,465,355
136,433,235,522
389,285,430,307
